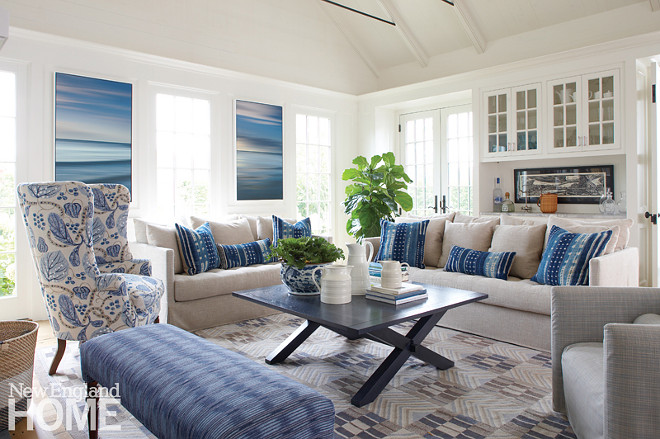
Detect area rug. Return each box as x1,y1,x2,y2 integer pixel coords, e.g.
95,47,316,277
27,315,575,438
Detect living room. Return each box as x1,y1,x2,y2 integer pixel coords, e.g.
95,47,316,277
1,1,660,438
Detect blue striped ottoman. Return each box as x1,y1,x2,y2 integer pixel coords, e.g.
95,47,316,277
80,324,335,439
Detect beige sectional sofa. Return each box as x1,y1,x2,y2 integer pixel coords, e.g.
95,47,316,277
366,212,639,351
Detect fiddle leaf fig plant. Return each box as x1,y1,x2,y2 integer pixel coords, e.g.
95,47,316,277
268,236,344,270
342,152,413,242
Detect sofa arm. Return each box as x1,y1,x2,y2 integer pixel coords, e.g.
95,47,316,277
589,247,639,287
551,286,660,412
313,234,333,244
130,242,175,323
363,237,380,261
604,323,660,438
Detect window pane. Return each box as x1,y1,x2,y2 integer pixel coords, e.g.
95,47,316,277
307,116,319,145
0,163,15,207
0,117,16,162
319,117,331,146
0,70,16,297
0,71,16,118
296,114,306,144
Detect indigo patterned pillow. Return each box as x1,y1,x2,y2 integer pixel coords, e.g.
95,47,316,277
375,219,429,268
175,222,220,275
272,215,312,245
531,225,613,286
444,245,516,280
217,238,277,269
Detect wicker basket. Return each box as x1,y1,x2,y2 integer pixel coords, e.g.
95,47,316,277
536,193,558,213
0,321,39,431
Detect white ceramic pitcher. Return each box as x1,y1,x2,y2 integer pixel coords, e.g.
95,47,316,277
379,260,410,289
313,264,352,304
346,241,374,296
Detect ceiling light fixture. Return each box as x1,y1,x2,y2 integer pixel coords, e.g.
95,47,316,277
320,0,396,26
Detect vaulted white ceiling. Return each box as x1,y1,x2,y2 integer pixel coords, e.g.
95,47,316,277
1,0,659,94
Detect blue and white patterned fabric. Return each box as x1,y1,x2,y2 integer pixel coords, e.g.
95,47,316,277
272,215,312,245
375,219,429,268
217,238,276,269
16,181,163,342
444,245,516,280
80,324,336,439
531,225,613,286
175,222,220,275
88,184,152,276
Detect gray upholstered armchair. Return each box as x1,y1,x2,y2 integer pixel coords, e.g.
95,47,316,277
551,286,660,439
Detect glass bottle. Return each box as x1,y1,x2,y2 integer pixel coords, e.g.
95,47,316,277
493,177,503,212
599,188,616,215
501,192,515,212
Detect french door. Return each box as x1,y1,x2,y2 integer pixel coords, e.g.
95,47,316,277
646,62,660,286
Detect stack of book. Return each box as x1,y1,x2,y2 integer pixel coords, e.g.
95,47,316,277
366,282,427,305
368,262,409,283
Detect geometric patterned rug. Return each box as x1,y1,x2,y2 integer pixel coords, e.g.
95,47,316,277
29,314,576,438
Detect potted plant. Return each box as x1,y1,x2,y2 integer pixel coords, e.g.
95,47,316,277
342,152,414,242
269,236,344,295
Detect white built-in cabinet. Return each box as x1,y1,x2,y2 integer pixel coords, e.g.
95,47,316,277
483,83,541,159
480,68,620,162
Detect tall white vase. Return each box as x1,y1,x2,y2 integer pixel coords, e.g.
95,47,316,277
346,241,374,295
314,264,352,304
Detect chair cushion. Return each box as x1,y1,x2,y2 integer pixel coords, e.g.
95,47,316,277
217,238,276,269
532,225,612,286
89,184,133,264
272,215,311,245
444,245,516,280
561,342,604,439
489,224,546,279
375,219,429,269
439,221,496,268
175,222,220,275
395,216,446,268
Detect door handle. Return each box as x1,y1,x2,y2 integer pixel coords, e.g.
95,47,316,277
427,195,438,214
645,211,658,225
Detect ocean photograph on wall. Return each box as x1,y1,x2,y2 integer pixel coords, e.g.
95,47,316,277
235,100,283,201
54,73,132,192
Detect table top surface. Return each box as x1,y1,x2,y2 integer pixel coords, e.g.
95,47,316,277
233,283,487,335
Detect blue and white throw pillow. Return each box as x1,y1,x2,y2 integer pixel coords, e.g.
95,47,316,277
531,225,613,286
217,238,277,269
175,222,220,275
272,215,312,245
444,245,516,280
375,219,429,269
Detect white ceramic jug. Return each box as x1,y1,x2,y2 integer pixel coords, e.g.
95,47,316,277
379,260,409,289
313,264,352,304
346,241,374,296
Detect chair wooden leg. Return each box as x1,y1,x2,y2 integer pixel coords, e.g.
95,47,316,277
49,339,66,375
154,316,160,324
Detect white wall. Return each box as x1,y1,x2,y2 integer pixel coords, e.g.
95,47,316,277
0,29,358,320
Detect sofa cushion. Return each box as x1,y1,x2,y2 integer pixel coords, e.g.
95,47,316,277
217,238,276,269
174,263,282,302
190,216,255,245
489,224,546,279
444,245,516,280
407,267,551,315
633,313,660,324
375,219,429,269
146,223,184,274
532,225,613,286
439,221,496,268
256,216,296,242
561,342,604,439
272,216,312,245
395,217,446,268
547,216,632,252
500,214,548,226
175,222,221,275
453,212,500,226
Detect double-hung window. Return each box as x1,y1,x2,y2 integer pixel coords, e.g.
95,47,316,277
0,70,16,297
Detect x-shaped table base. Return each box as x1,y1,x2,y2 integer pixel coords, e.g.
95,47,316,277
265,310,452,407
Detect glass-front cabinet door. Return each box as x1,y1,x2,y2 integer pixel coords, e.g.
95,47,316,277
512,84,540,153
485,90,508,154
583,71,617,149
549,76,580,151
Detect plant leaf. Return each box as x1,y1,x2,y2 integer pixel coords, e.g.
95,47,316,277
381,151,395,166
352,156,368,169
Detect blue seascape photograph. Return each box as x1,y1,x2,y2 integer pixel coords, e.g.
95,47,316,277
235,100,283,200
55,73,132,192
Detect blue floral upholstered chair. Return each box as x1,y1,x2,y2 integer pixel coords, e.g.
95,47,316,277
17,181,164,375
87,184,152,276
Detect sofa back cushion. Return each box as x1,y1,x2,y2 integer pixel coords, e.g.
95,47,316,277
546,216,632,252
439,221,496,268
146,223,184,274
256,216,297,242
375,219,429,268
489,224,546,279
395,217,446,267
500,214,548,226
190,216,255,246
453,212,500,226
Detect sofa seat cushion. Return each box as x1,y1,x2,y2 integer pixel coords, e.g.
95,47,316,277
174,263,282,302
407,267,551,315
561,342,604,439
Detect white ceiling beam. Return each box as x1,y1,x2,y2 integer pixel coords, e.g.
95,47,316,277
651,0,660,12
453,0,487,54
377,0,429,68
318,1,380,78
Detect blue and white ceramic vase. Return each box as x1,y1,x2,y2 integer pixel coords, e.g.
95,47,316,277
281,263,328,296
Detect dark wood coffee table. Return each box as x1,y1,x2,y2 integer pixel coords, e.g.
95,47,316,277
233,283,487,407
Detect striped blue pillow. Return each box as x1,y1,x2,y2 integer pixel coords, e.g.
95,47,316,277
375,219,429,268
444,245,516,280
272,215,311,245
531,225,613,286
217,238,276,269
175,222,220,275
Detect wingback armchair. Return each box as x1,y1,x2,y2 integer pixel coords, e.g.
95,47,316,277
551,286,660,439
17,182,164,375
88,183,152,276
